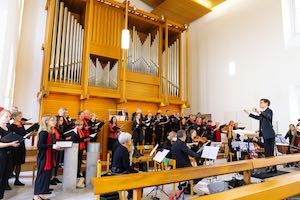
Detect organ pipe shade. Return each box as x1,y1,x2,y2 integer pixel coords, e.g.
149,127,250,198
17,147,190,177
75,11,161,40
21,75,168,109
121,29,130,49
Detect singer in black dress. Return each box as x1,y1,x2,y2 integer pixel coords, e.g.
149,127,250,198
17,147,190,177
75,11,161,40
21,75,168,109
0,110,19,200
34,115,59,200
10,111,36,186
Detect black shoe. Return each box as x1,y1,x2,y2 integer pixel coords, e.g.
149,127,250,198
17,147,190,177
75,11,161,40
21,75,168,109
49,179,57,185
4,185,12,190
43,191,52,195
14,180,25,186
53,177,62,183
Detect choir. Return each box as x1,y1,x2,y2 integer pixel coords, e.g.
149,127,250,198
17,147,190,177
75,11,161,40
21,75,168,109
1,104,298,200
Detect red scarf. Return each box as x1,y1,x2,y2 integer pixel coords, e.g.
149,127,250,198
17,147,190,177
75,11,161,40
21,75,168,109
83,119,90,137
54,127,60,140
44,132,56,171
215,129,221,142
78,128,86,150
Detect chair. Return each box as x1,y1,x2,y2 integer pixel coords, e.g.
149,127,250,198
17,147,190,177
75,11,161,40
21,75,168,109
96,158,126,200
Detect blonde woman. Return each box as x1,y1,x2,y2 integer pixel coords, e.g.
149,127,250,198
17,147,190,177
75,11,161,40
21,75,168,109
0,110,19,200
34,115,60,200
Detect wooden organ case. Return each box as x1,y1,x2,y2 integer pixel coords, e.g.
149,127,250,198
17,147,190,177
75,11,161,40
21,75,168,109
39,0,190,158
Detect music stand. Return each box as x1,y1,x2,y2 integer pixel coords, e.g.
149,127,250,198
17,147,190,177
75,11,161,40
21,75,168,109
145,149,170,199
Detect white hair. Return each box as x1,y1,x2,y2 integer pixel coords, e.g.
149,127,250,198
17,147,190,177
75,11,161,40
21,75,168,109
118,132,132,144
58,107,67,116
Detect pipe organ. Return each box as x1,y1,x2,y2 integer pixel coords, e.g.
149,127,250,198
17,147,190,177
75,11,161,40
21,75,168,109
49,0,84,84
126,27,159,76
40,0,190,163
88,57,118,89
162,38,180,97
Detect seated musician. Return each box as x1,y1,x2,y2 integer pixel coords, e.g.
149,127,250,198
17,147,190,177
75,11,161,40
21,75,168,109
221,120,235,140
162,131,177,158
117,107,129,121
172,130,200,169
172,130,201,193
111,132,135,199
285,124,300,154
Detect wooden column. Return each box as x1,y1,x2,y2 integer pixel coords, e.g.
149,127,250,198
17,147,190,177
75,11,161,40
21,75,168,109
158,25,163,99
164,20,169,102
133,188,142,200
82,0,94,99
243,170,251,185
121,0,129,102
185,27,189,105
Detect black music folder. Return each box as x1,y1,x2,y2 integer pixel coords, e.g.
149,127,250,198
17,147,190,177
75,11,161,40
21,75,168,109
26,123,40,133
0,132,24,143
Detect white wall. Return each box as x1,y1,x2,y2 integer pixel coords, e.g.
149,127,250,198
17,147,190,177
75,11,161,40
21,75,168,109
189,0,300,134
13,0,46,121
0,0,24,108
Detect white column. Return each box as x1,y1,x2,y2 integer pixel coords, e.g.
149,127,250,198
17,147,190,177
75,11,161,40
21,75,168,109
85,142,100,187
63,143,79,192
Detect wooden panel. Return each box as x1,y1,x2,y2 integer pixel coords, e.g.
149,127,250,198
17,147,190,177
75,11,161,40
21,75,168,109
42,93,81,118
126,81,159,100
117,101,160,118
123,72,160,86
143,0,165,8
90,1,122,58
91,160,253,194
195,172,300,200
152,0,211,24
252,154,300,169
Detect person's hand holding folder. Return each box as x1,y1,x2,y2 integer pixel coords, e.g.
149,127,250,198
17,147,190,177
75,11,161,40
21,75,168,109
10,140,20,147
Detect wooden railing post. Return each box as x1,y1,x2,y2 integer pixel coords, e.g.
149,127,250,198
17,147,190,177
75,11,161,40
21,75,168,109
133,188,142,200
243,170,251,185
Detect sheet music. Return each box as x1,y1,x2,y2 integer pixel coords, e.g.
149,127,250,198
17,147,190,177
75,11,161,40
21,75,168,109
153,149,170,163
63,127,77,135
210,142,222,148
56,141,73,148
201,146,219,160
89,133,97,138
150,144,159,156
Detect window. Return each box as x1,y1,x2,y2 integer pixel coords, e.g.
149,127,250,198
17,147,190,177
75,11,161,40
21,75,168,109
282,0,300,48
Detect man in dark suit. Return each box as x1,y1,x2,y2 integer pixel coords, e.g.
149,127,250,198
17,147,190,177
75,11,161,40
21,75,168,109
172,130,200,168
244,98,277,172
117,108,129,121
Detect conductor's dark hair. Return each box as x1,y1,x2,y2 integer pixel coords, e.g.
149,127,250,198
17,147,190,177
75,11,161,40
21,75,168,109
260,99,270,106
177,130,186,138
78,111,84,116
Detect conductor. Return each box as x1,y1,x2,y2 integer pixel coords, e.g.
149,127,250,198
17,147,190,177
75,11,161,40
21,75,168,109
244,98,277,173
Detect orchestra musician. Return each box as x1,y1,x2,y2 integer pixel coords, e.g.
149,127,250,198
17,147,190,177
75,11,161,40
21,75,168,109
172,130,200,168
162,131,177,159
111,132,134,199
117,108,129,121
244,98,277,173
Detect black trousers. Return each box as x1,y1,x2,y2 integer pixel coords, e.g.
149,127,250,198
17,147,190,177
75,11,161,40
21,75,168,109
107,138,117,151
264,137,275,157
155,129,162,144
144,128,153,144
77,150,84,177
133,131,143,146
0,151,8,199
34,164,51,195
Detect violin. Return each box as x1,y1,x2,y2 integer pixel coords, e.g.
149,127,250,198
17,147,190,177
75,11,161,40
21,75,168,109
193,136,207,143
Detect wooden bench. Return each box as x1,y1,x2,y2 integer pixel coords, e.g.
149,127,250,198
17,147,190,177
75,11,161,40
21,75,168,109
91,153,300,200
193,171,300,200
91,160,253,199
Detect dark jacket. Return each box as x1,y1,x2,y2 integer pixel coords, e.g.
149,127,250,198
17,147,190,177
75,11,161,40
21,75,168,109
172,139,200,168
249,108,275,139
111,144,130,173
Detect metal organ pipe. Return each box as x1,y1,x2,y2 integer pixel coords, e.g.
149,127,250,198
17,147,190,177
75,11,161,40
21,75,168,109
48,0,84,84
